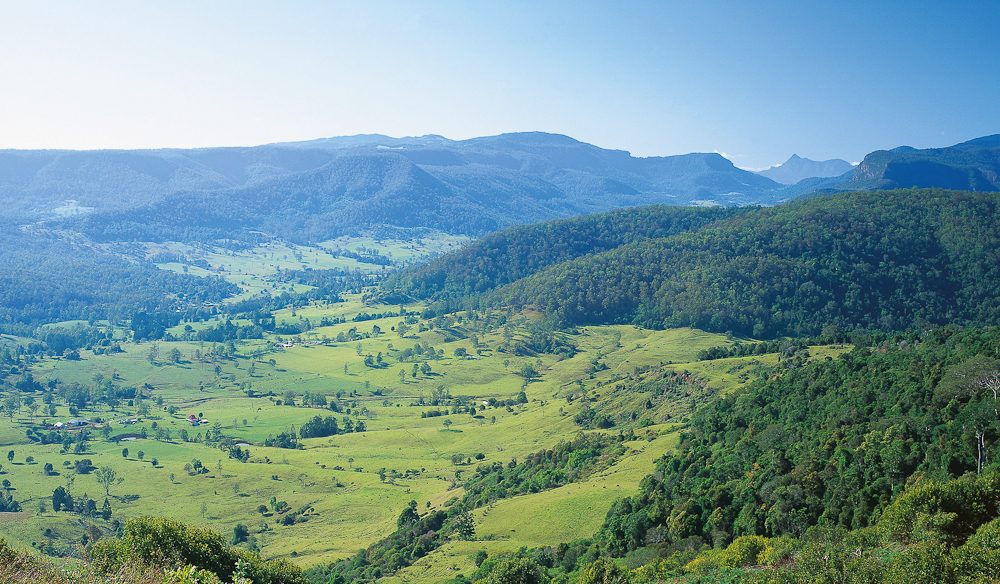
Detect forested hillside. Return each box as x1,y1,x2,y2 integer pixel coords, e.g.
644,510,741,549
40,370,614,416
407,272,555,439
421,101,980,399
848,134,1000,192
419,327,1000,583
0,231,236,334
389,205,741,302
598,326,1000,555
479,189,1000,337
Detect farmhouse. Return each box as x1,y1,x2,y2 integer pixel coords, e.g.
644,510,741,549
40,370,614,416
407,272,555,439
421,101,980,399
186,414,209,426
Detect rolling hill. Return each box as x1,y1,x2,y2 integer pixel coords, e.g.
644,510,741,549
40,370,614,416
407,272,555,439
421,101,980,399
387,205,743,303
398,188,1000,338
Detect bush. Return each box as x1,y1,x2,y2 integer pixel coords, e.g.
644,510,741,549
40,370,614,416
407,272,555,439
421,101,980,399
757,535,796,566
879,472,1000,546
683,548,724,575
952,517,1000,582
885,541,954,583
88,516,305,584
478,556,549,584
576,558,631,583
722,535,769,567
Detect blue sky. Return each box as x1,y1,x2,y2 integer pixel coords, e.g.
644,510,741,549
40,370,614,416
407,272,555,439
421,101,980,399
0,0,997,168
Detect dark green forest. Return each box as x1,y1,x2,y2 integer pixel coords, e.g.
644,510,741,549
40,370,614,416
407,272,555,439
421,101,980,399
598,326,1000,555
403,189,1000,338
388,205,740,303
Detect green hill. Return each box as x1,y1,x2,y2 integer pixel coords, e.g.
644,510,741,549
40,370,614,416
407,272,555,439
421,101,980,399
388,205,741,304
476,189,1000,337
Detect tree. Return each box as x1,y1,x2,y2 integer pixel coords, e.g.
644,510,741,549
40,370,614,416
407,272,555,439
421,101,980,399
6,451,12,464
577,559,631,584
397,500,419,528
52,486,71,512
168,348,182,364
121,448,129,459
443,419,453,431
137,451,145,461
147,344,159,364
232,523,250,544
479,556,548,584
518,364,539,381
450,512,475,541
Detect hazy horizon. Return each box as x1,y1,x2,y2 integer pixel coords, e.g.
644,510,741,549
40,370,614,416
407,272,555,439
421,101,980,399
1,1,998,168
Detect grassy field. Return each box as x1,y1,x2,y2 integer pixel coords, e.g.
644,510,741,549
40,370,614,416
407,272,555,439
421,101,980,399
0,282,846,580
146,232,467,302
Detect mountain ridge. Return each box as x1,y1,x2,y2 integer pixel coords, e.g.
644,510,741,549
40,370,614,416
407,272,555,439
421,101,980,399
757,154,854,184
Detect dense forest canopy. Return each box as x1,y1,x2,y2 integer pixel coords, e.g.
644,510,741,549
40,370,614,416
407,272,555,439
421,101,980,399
388,205,742,302
598,326,1000,555
469,189,1000,337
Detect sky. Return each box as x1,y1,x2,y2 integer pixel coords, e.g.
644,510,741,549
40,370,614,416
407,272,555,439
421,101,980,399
0,1,998,169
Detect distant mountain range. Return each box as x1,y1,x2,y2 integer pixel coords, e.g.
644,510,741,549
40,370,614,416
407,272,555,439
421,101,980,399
0,133,782,241
756,154,854,184
0,132,997,241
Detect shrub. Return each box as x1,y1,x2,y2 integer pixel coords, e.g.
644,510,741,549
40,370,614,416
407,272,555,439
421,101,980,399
478,556,549,584
757,535,796,566
952,517,1000,582
722,535,769,567
88,516,305,584
879,472,1000,546
885,541,954,583
577,558,631,583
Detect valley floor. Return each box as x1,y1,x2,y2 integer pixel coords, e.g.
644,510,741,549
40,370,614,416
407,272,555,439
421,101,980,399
0,289,847,581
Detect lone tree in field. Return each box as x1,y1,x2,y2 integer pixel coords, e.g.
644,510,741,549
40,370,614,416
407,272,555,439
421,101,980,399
94,467,122,498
